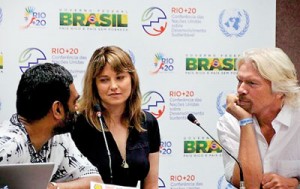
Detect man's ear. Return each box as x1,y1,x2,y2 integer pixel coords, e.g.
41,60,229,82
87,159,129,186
52,101,63,119
276,92,285,99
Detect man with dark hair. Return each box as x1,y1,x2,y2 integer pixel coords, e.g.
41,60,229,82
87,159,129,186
0,63,102,189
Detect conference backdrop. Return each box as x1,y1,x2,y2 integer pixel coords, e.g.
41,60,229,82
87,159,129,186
0,1,276,188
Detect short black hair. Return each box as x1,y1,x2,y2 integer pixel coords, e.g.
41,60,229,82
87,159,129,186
16,63,73,123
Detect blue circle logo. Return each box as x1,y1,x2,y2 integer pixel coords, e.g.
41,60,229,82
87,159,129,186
219,9,250,37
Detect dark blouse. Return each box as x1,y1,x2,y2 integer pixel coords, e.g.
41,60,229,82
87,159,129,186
71,111,161,188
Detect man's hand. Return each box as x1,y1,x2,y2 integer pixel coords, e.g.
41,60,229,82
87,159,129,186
226,94,251,120
262,173,298,189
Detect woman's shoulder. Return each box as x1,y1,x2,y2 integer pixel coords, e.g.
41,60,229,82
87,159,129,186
73,113,96,134
143,111,157,121
141,111,159,129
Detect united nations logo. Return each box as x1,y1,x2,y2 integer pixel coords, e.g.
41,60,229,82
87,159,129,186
0,8,3,25
217,91,227,116
127,50,135,65
219,9,250,37
217,90,235,116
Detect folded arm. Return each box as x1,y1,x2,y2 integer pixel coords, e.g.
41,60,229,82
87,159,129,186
262,173,299,189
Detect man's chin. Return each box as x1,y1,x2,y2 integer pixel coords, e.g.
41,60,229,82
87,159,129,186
52,129,69,136
240,105,252,113
53,125,74,135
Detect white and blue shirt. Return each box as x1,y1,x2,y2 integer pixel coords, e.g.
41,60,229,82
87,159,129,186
0,114,100,182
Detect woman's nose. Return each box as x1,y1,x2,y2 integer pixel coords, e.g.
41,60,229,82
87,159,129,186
110,80,118,90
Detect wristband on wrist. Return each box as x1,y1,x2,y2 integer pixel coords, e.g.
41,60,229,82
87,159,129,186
239,118,253,126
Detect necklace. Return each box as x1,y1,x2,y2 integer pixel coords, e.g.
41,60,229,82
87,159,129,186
120,126,130,169
107,119,130,169
121,159,129,168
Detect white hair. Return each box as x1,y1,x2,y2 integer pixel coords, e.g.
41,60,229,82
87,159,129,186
237,47,300,107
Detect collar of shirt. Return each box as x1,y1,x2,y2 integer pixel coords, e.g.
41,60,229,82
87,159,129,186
272,104,292,132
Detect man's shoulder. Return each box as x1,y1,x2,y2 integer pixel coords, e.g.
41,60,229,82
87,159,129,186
0,122,28,163
0,121,26,143
52,133,73,142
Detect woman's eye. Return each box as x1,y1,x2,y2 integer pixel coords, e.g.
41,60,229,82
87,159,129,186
100,78,109,82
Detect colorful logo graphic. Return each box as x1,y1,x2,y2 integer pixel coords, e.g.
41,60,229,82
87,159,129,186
186,57,237,71
160,140,172,155
151,53,174,74
219,9,250,37
22,7,47,29
158,178,166,188
142,91,165,119
0,52,3,69
184,140,222,153
141,7,167,36
60,11,128,28
19,48,47,73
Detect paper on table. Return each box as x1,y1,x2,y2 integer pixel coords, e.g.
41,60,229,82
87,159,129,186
90,181,140,189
